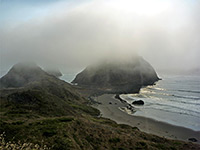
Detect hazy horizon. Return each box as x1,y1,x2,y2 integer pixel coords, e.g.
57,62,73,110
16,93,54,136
0,0,200,75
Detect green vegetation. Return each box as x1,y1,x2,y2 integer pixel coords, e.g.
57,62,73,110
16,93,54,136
0,63,199,150
0,132,49,150
72,57,160,94
1,116,199,150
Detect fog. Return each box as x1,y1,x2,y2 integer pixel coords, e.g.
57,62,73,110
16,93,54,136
0,0,200,75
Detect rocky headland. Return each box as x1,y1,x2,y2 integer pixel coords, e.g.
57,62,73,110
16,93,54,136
72,56,160,95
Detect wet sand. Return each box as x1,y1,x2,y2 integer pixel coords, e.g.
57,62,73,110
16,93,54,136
92,94,200,144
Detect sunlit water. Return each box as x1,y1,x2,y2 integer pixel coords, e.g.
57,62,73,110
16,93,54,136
121,75,200,131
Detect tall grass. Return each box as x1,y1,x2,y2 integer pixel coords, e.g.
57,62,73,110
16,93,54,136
0,132,49,150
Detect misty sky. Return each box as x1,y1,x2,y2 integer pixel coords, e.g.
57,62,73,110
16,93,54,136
0,0,200,74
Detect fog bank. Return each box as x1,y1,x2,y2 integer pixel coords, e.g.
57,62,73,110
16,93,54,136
0,0,200,74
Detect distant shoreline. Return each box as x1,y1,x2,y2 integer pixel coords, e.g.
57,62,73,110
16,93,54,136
92,94,200,144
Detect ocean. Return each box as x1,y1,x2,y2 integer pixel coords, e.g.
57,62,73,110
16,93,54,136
2,70,199,131
121,75,200,131
60,73,77,83
60,73,200,131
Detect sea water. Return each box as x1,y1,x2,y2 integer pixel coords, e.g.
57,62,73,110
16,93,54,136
1,69,199,130
121,75,200,131
60,73,77,83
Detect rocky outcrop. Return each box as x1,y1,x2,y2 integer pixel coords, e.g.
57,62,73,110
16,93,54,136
115,94,126,103
132,100,144,105
188,138,198,142
0,62,49,88
0,62,99,116
72,56,160,94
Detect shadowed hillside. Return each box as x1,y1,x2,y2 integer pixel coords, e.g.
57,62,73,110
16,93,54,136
0,63,99,117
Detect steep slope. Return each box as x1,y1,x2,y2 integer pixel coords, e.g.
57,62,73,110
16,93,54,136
0,62,99,117
0,63,199,150
1,116,200,150
0,62,48,88
72,56,160,94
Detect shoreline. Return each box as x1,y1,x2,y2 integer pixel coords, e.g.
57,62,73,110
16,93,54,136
92,94,200,144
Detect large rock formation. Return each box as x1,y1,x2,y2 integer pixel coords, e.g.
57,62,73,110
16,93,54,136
72,56,160,94
0,62,48,88
0,62,99,116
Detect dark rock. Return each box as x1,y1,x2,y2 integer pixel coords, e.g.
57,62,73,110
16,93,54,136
115,94,126,103
109,102,112,104
72,56,160,94
132,100,144,105
188,138,198,142
115,94,122,100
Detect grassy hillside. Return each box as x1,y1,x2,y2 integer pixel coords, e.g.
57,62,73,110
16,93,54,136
1,115,200,150
0,63,199,150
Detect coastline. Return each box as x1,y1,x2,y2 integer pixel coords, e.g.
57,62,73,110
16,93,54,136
92,94,200,144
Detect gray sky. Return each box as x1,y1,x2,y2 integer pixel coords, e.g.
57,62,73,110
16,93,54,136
0,0,200,74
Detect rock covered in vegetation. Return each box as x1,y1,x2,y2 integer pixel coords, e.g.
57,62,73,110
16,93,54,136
0,62,48,88
0,62,99,116
72,56,160,94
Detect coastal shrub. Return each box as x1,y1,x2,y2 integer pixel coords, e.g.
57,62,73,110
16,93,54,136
118,148,125,150
72,134,80,145
57,117,74,122
136,141,148,149
11,121,24,125
42,130,57,137
118,124,132,129
0,132,49,150
109,138,121,143
53,137,72,150
102,120,117,127
70,104,100,116
136,141,147,146
5,109,28,115
132,127,139,131
154,143,168,150
170,146,177,150
173,141,181,146
85,135,93,142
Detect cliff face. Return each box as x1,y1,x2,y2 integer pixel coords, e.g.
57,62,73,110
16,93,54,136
72,57,159,94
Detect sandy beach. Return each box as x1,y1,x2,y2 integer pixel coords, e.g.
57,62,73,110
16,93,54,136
92,94,200,144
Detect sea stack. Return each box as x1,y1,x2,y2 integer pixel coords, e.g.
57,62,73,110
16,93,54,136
72,56,160,94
